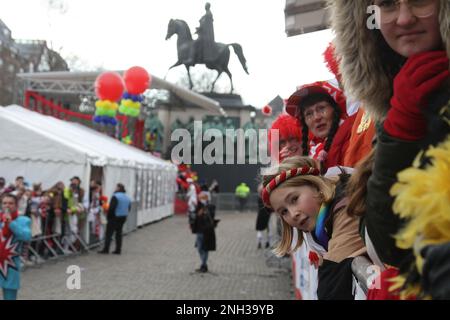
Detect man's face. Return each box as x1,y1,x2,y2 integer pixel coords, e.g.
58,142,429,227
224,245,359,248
2,197,17,213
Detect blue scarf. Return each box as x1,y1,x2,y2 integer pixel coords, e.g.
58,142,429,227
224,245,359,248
314,203,331,250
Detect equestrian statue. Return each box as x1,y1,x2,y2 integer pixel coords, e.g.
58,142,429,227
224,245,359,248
166,3,249,93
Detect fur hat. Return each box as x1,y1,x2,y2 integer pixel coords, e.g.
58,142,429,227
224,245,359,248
328,0,450,121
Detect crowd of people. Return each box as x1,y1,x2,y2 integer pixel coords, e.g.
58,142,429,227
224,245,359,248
2,0,449,301
258,0,449,300
0,175,134,299
0,176,109,261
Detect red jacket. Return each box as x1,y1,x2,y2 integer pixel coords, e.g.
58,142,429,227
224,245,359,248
325,113,357,169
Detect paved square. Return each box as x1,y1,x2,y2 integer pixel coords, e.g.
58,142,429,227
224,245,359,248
18,212,294,300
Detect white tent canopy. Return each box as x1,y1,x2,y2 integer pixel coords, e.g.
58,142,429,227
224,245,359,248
0,105,177,228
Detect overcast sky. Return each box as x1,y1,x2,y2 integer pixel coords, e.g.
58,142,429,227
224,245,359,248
0,0,334,108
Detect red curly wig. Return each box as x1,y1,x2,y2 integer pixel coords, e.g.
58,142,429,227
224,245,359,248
268,114,302,151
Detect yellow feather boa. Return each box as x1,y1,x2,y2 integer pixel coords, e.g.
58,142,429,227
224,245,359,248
389,133,450,299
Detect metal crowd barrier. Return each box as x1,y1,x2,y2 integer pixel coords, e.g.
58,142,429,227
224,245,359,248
20,201,141,270
351,256,375,296
21,230,89,269
211,193,259,211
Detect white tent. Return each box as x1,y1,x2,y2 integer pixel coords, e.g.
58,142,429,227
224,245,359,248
0,105,177,231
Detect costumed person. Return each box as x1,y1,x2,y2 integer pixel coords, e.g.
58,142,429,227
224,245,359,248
329,0,450,299
323,42,376,168
266,113,303,248
268,113,303,162
286,81,357,174
0,194,31,300
261,156,366,299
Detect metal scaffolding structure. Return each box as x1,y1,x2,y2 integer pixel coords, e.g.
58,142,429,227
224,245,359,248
15,71,226,116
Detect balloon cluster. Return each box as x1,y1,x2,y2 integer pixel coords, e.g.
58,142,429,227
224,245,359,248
119,66,151,118
94,72,124,126
93,67,151,126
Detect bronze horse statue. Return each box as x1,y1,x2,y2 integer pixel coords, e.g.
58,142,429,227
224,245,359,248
165,19,249,93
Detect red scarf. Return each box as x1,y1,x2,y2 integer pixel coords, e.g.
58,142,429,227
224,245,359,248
309,137,326,160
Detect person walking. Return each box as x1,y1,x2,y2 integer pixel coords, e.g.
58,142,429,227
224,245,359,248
192,202,216,273
98,183,131,255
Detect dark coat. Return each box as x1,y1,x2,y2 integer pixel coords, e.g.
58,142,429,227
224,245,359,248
318,258,355,300
365,90,450,268
364,126,420,267
193,212,216,251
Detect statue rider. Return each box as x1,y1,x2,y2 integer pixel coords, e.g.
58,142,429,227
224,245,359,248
187,2,216,65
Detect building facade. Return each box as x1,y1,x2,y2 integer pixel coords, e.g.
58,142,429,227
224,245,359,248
284,0,329,37
0,19,68,106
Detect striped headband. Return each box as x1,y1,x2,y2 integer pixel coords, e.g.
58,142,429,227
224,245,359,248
261,166,320,208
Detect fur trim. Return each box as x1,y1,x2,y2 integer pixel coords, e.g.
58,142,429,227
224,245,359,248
328,0,450,121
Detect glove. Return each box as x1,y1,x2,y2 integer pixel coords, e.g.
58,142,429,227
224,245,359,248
384,51,450,141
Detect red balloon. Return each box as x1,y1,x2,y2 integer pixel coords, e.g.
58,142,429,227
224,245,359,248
124,66,151,95
95,72,125,101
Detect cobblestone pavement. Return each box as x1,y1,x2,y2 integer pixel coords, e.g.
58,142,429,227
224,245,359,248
18,212,294,300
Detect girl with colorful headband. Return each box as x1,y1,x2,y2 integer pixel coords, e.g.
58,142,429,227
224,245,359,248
261,156,365,299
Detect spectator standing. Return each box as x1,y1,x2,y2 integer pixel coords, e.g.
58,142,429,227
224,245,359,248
235,182,250,212
98,183,131,255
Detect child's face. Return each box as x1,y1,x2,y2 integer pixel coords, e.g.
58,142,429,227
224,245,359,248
270,185,322,232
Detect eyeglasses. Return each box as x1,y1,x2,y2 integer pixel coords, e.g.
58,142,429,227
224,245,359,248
374,0,437,24
303,104,330,122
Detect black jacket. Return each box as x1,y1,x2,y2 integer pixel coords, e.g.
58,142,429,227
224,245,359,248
365,91,450,267
255,197,271,231
192,212,216,251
